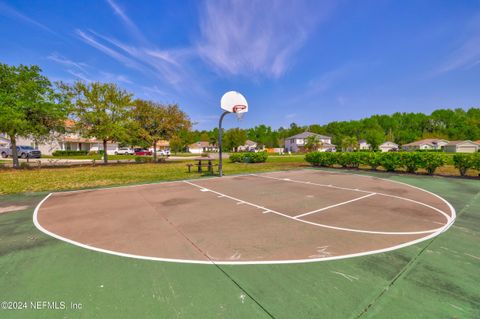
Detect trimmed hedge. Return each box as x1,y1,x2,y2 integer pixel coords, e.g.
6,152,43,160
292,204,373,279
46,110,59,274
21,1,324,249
52,150,89,156
229,152,268,163
305,151,453,175
453,153,479,176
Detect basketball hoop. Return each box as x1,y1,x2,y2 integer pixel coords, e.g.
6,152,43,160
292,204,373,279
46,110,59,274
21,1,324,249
218,91,249,177
233,104,247,121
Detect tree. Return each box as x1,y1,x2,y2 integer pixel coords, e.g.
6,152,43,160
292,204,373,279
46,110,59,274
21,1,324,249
61,81,133,163
132,99,191,161
223,128,247,152
0,64,68,168
364,130,384,151
169,135,184,154
304,135,321,152
341,136,359,152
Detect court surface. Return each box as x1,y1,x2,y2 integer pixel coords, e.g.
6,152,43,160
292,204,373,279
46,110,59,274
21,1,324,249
34,169,455,264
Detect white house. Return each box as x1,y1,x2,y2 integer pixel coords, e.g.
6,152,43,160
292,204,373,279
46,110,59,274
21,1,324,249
1,120,119,155
284,132,334,153
402,138,449,151
0,133,9,147
444,140,479,153
379,141,398,152
188,141,218,154
238,140,259,152
358,139,371,150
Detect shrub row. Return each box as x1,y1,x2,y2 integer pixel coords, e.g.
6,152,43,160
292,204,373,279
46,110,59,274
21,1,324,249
453,153,480,176
305,151,480,175
229,152,268,163
52,150,89,156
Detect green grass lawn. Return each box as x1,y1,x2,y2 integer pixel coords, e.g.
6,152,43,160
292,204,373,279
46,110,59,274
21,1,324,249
0,156,307,194
1,153,479,195
0,169,478,318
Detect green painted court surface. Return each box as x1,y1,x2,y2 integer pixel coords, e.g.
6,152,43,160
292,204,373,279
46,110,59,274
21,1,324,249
0,169,479,318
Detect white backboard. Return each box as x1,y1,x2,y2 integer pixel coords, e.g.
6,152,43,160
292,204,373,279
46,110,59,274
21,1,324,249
221,91,248,113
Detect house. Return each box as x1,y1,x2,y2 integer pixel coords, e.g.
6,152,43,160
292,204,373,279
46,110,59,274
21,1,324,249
188,141,218,154
1,120,119,155
0,133,9,147
284,132,334,153
444,140,479,153
358,139,371,150
379,141,398,152
149,140,170,152
238,140,259,152
402,138,449,151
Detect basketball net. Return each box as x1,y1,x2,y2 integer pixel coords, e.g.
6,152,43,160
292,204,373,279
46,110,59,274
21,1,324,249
233,105,246,121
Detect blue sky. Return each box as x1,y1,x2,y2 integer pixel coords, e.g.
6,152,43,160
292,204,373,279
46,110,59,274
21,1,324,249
1,0,479,130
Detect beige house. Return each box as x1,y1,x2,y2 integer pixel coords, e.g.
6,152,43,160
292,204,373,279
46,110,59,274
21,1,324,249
444,141,479,153
188,141,218,154
358,139,371,150
379,141,398,152
402,138,449,151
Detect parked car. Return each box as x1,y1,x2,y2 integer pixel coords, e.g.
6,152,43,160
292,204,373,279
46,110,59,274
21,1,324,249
0,145,42,158
115,147,134,155
156,149,171,156
134,148,152,156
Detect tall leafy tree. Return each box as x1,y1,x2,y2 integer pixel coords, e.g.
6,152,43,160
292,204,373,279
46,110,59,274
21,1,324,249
0,64,68,167
304,135,321,152
341,136,359,152
132,99,191,161
61,81,133,163
223,128,247,152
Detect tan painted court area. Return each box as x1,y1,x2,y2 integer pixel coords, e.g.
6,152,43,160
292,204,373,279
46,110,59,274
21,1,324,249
34,170,455,265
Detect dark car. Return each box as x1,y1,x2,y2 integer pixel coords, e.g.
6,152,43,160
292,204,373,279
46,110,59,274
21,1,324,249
134,148,152,156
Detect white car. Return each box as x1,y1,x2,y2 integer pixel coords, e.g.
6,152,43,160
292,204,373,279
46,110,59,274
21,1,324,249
115,147,134,155
156,149,171,156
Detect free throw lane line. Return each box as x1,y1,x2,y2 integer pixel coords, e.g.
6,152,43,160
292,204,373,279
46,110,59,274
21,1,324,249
251,173,451,224
293,193,376,219
182,181,443,235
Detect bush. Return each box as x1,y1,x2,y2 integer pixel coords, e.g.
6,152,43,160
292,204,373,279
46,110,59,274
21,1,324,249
305,152,336,167
401,152,422,173
419,153,445,175
362,152,381,170
229,152,268,163
379,152,402,172
337,152,361,168
134,156,145,163
52,150,89,156
453,153,474,176
472,153,480,172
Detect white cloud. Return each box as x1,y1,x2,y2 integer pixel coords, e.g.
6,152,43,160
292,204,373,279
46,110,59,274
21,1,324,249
47,53,89,72
0,1,57,35
436,14,480,74
105,0,147,44
196,0,332,78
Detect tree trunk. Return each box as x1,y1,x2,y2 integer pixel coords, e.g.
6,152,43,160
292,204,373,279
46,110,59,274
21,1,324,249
103,140,108,164
10,135,19,168
153,140,157,162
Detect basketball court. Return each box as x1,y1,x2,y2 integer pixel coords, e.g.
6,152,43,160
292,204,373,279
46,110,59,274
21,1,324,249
33,169,456,265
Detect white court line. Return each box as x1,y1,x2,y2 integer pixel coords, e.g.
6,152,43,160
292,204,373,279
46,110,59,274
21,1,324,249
293,193,376,219
252,173,452,224
32,169,457,265
182,181,443,235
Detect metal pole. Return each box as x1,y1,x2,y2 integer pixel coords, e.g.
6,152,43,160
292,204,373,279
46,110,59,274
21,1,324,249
218,110,230,177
